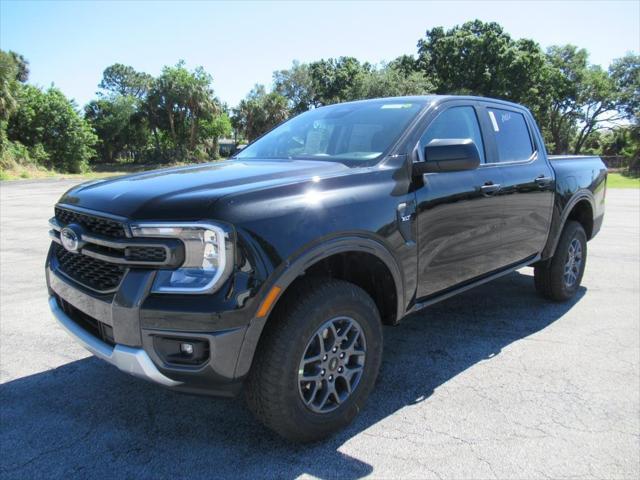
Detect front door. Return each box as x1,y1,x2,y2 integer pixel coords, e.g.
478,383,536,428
414,103,507,299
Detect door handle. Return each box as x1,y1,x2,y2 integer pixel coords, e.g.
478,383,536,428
535,175,553,186
480,183,501,195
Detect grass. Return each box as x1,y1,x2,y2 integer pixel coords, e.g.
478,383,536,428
0,166,135,181
0,163,56,181
607,172,640,189
2,163,639,189
0,166,90,181
0,161,189,182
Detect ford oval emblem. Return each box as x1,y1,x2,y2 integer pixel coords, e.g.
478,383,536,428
60,225,83,253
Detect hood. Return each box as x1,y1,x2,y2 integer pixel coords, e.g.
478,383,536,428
58,159,350,220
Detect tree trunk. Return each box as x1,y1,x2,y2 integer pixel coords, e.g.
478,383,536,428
189,117,198,150
573,123,592,154
166,106,176,141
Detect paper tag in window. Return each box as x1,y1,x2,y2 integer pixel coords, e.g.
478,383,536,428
381,103,412,109
488,111,500,132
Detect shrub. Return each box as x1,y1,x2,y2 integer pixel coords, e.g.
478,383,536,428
7,85,97,173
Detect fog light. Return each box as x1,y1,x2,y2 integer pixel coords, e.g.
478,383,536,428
153,337,210,366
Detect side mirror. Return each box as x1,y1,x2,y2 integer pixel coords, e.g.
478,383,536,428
413,138,481,175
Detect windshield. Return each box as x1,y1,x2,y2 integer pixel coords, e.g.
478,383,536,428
236,99,426,165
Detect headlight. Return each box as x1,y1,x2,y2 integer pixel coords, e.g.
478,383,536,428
130,223,233,294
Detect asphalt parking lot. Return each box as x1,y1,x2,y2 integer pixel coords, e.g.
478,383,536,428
1,179,638,479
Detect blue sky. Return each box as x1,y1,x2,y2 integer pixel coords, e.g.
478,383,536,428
1,0,639,108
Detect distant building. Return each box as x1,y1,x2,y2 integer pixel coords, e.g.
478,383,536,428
218,138,237,158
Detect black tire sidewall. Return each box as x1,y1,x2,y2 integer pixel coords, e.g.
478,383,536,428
273,283,382,439
551,221,587,300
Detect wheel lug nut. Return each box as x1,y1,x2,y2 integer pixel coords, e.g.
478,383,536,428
339,353,345,359
338,367,343,373
322,354,328,361
321,369,325,376
332,347,338,353
329,375,333,381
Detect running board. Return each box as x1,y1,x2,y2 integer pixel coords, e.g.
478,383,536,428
408,255,540,314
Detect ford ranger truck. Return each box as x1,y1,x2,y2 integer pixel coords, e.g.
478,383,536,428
46,96,606,442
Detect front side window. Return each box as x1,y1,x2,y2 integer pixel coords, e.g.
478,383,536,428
419,106,485,163
486,108,534,162
236,100,426,166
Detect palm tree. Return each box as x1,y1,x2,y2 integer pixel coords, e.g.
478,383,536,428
0,51,20,121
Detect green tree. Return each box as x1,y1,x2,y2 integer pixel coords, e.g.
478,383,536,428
199,112,233,158
9,52,29,82
416,21,552,119
388,55,419,77
97,64,162,159
0,50,28,121
595,127,639,158
610,53,640,122
146,61,222,158
308,56,373,105
99,63,153,99
609,53,640,167
0,50,29,169
85,95,151,163
273,61,316,114
572,65,622,154
415,22,627,155
8,85,97,172
359,63,434,99
544,46,624,154
273,57,433,113
232,85,289,141
543,45,590,153
538,45,627,154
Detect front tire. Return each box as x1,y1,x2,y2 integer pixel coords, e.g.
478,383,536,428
534,220,587,301
245,278,383,443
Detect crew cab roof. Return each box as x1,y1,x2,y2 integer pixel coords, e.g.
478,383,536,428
335,95,530,112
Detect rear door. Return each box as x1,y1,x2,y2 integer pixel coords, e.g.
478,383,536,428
478,103,555,265
414,101,506,298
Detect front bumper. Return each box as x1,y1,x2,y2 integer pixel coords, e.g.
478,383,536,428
49,296,181,387
46,249,255,397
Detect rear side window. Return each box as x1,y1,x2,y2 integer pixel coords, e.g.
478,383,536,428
420,106,485,163
486,108,534,162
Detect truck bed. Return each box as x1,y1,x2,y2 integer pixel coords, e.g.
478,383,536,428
548,154,603,162
546,153,607,248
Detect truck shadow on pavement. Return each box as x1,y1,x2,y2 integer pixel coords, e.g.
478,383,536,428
1,270,585,480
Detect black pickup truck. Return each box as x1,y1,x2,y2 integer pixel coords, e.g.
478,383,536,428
47,96,606,442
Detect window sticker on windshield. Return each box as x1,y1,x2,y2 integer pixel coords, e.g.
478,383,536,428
488,111,500,132
381,103,413,109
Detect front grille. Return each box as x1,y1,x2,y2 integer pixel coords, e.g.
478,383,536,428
55,207,126,238
54,244,125,292
54,207,168,263
125,246,167,262
56,295,115,346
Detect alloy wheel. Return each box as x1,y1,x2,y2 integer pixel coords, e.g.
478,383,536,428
297,316,366,413
563,238,583,288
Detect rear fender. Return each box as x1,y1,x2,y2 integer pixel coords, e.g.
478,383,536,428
542,190,595,260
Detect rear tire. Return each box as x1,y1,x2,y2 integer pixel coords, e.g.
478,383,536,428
534,220,587,302
245,278,383,443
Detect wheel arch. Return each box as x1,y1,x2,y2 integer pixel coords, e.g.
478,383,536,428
543,190,596,260
234,235,405,378
567,199,594,240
